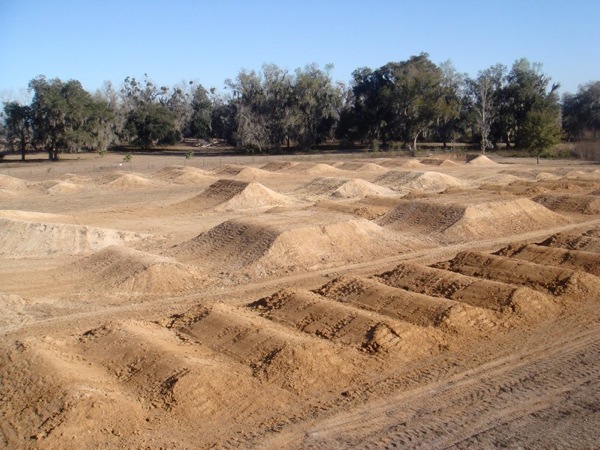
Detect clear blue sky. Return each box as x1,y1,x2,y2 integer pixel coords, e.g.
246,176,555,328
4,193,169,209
1,0,599,102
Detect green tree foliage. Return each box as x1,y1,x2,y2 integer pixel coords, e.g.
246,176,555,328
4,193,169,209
3,101,32,160
29,76,113,160
494,59,560,148
124,103,180,149
187,84,212,139
519,109,561,163
345,53,457,154
292,63,340,150
562,81,600,140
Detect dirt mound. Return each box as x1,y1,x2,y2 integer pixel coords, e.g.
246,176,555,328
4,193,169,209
260,161,299,172
167,303,359,393
377,263,557,320
68,246,211,295
104,172,158,189
375,170,470,193
420,158,460,167
562,169,600,180
251,287,444,357
0,217,146,257
176,179,295,211
436,251,600,298
533,193,600,215
281,163,346,176
173,212,416,280
234,166,278,180
378,197,567,241
45,180,83,194
317,275,482,330
467,155,498,166
295,177,395,199
541,232,600,253
153,165,213,184
335,162,388,172
211,164,275,179
500,170,560,181
497,244,600,277
0,174,29,190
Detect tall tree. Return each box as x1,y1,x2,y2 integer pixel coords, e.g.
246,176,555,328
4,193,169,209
562,81,600,140
496,58,559,148
466,64,506,153
29,76,113,160
187,84,212,139
3,101,32,160
124,103,180,149
292,63,340,150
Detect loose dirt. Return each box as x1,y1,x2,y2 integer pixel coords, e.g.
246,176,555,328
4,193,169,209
1,152,599,448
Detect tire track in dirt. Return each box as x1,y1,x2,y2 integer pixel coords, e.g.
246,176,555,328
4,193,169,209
261,323,600,449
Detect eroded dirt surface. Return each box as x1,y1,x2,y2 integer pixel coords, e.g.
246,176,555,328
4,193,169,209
1,152,599,448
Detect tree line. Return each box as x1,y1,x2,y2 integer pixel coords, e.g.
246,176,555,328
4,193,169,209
2,53,599,161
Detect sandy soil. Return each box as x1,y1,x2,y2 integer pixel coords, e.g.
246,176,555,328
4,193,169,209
1,152,599,449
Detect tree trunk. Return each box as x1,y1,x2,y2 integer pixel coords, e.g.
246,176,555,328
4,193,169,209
412,130,422,157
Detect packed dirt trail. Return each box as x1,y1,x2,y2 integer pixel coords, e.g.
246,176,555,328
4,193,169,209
1,151,599,449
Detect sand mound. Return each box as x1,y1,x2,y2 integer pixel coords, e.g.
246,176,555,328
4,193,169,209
378,197,567,241
295,177,395,199
467,155,498,166
377,263,557,320
177,179,295,212
251,287,444,357
260,161,299,172
105,173,158,189
235,166,276,179
375,170,469,193
0,217,146,257
497,244,600,277
436,251,600,298
213,164,273,180
173,213,414,280
0,174,29,190
420,158,460,167
332,179,396,199
280,163,345,176
335,162,388,172
533,193,600,215
68,246,209,295
45,180,83,194
541,232,600,254
153,165,213,184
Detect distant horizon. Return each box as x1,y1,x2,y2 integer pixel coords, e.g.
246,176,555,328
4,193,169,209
2,0,599,103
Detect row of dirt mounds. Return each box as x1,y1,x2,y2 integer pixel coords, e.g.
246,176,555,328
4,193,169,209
293,177,396,199
435,249,600,298
171,211,420,281
377,196,567,242
533,192,600,215
30,226,597,446
172,179,297,212
0,214,147,257
374,170,470,193
541,231,600,253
